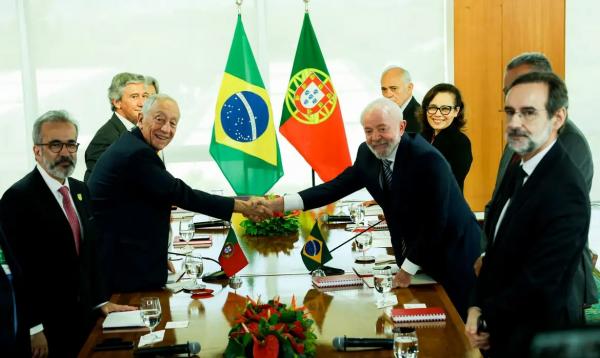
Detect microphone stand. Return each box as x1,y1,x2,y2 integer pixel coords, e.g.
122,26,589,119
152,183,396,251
168,251,228,282
317,219,384,276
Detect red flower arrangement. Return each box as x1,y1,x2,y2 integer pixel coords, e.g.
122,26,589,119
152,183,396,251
224,296,317,358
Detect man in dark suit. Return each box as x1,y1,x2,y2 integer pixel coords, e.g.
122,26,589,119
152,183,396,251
0,110,134,357
84,72,155,182
380,66,421,133
465,72,591,356
88,94,269,293
478,52,597,323
0,226,30,357
264,98,480,318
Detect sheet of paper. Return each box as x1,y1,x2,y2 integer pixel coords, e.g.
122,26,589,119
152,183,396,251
102,310,145,329
404,303,426,309
372,231,392,247
165,320,189,329
375,295,398,309
166,271,184,284
138,330,165,347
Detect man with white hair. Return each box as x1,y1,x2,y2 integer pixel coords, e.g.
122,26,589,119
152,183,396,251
264,97,480,319
380,66,421,132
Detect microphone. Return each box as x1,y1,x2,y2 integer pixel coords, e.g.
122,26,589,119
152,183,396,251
320,214,353,223
332,336,393,351
134,341,200,356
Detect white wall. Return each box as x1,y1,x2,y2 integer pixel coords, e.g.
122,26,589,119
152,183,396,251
0,0,451,195
566,0,600,202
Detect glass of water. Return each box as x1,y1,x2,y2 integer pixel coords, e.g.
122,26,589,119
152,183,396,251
372,265,393,304
393,327,419,358
140,297,162,338
184,254,205,290
355,231,375,263
179,216,195,253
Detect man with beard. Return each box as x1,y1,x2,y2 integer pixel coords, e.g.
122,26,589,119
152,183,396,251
0,110,134,358
465,72,590,357
262,98,480,319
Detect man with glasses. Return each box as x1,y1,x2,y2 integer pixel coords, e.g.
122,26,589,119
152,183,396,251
0,110,135,357
465,72,591,356
477,52,597,327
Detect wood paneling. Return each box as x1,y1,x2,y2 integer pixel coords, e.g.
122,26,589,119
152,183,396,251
455,0,565,211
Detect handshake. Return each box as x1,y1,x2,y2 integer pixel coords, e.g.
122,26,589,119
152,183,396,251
233,195,285,222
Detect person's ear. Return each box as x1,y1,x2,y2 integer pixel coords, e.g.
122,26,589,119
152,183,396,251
552,107,567,131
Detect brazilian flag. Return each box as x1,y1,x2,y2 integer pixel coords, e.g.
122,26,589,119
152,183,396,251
301,222,332,271
210,15,283,195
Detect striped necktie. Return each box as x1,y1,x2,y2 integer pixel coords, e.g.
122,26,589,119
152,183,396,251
382,159,393,189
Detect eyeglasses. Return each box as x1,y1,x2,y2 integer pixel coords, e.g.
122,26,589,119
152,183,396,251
36,141,80,153
501,107,546,122
427,105,455,115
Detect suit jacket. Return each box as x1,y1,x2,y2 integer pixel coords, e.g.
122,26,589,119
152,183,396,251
0,227,30,357
403,96,421,133
299,133,481,318
483,119,597,314
88,127,235,293
0,169,107,357
477,142,590,356
84,113,128,182
422,125,473,192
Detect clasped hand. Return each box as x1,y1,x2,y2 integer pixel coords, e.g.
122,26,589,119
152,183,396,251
237,196,284,222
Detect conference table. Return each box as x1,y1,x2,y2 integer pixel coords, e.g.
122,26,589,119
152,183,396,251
79,205,481,357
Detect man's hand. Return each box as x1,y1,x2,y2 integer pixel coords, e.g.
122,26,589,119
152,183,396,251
393,269,412,288
464,307,490,350
234,198,273,221
100,302,137,316
262,196,284,214
31,331,48,358
473,256,483,277
167,259,176,273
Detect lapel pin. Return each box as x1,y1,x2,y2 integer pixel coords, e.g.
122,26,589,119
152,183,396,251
77,193,83,201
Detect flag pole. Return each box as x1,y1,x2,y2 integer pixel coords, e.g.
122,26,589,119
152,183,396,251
311,169,316,187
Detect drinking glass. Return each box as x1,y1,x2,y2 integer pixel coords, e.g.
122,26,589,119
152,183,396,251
179,217,195,253
372,265,393,305
349,203,365,227
355,231,375,263
393,327,419,358
184,254,205,290
140,297,162,338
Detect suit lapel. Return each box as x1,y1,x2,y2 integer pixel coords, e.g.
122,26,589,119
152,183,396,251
110,113,128,135
494,144,562,240
68,178,89,243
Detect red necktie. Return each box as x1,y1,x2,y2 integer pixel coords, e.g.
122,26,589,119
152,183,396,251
58,186,81,255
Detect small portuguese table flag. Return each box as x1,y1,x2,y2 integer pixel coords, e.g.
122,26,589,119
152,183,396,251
279,13,351,182
219,229,249,277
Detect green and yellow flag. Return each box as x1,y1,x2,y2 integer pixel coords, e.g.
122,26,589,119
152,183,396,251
301,222,332,271
210,15,283,195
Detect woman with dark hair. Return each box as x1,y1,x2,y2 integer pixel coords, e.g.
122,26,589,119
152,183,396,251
419,83,472,191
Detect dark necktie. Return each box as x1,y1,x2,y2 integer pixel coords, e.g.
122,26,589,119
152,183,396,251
58,186,81,255
510,165,527,202
382,159,393,189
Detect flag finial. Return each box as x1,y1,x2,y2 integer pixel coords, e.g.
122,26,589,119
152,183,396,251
236,0,242,14
304,0,310,13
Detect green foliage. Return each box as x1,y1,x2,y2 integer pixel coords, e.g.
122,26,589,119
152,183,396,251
240,211,300,237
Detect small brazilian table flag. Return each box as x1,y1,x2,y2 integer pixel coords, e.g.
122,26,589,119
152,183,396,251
210,14,283,195
280,13,351,182
219,229,248,277
301,222,332,271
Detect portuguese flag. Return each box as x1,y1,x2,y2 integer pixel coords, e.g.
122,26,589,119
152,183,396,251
210,15,283,195
301,222,332,271
280,13,351,182
219,229,248,277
